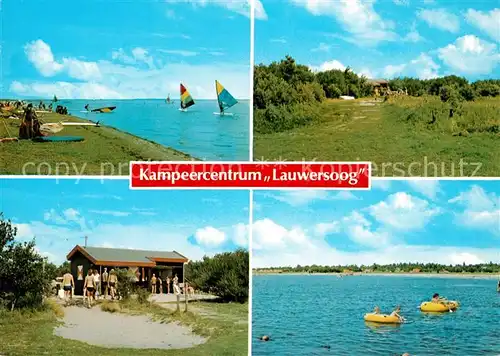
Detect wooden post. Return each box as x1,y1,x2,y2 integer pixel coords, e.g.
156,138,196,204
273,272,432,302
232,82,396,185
176,293,180,313
183,263,188,312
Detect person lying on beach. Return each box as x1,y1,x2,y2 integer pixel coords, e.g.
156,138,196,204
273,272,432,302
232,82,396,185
373,306,381,314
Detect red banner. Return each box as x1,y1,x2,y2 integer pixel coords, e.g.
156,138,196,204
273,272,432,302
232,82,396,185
130,162,370,189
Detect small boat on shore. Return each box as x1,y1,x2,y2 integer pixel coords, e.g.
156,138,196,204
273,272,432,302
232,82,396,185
91,106,116,113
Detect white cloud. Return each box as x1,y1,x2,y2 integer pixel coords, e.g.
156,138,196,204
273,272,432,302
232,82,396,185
269,190,330,207
343,211,390,247
291,0,397,46
358,68,374,79
158,49,199,57
465,9,500,42
448,185,499,233
393,0,409,6
314,221,341,237
383,53,440,79
270,38,287,44
268,190,358,207
312,43,331,52
418,9,460,33
310,60,346,72
24,40,63,76
13,223,35,240
368,192,441,230
371,180,392,191
254,0,268,20
232,223,249,247
194,226,226,247
406,180,440,199
449,252,484,265
253,244,500,268
165,0,266,20
252,218,310,251
437,35,500,75
24,40,101,80
88,210,131,217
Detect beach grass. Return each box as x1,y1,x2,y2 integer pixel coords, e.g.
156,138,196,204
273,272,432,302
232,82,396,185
0,299,248,356
254,97,500,177
0,112,196,175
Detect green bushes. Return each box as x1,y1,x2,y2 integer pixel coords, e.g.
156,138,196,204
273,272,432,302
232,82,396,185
186,249,248,303
0,214,52,311
254,56,326,133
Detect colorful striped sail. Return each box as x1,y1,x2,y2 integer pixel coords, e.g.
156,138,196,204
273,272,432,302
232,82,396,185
215,80,237,113
180,83,195,109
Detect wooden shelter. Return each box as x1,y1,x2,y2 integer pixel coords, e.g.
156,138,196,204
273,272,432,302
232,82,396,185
66,245,188,295
368,79,389,96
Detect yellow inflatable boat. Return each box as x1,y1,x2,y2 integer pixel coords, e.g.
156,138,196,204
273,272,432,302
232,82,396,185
420,301,459,312
364,313,402,324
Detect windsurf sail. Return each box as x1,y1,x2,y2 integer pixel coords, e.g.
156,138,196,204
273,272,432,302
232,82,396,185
166,94,171,104
53,95,58,102
180,83,195,109
215,80,238,113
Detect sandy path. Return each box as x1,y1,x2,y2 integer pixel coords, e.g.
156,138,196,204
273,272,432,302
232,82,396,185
54,306,206,349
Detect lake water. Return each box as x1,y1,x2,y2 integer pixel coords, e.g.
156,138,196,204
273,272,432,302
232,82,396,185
252,275,500,356
42,99,249,161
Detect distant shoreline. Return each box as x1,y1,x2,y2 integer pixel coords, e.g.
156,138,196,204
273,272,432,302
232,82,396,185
253,272,500,279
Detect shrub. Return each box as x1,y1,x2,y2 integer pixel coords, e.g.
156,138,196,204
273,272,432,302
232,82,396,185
0,214,52,311
326,84,342,99
460,85,476,101
114,268,137,300
187,249,248,303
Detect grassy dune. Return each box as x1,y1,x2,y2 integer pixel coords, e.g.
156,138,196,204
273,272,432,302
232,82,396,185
254,96,500,177
0,111,195,175
0,299,247,356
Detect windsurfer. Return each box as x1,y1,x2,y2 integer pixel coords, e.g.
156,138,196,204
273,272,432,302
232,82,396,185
84,104,90,111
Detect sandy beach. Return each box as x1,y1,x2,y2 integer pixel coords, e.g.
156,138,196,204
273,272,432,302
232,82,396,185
54,306,206,349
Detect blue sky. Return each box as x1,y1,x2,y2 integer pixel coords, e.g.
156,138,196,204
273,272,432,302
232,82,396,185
0,179,249,265
255,1,499,81
1,0,251,99
253,180,500,267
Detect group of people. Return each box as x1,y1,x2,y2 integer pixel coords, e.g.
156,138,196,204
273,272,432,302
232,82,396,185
61,268,118,308
150,273,182,295
84,268,119,307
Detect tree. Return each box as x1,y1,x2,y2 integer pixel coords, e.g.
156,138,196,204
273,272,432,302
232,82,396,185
187,249,249,303
0,214,52,310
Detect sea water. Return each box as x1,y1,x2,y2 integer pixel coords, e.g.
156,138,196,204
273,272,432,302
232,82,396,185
48,99,249,161
252,275,500,356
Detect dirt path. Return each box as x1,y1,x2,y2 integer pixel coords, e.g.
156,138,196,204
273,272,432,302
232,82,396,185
53,306,206,349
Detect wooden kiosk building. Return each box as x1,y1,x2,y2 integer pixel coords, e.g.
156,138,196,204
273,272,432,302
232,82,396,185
66,245,189,296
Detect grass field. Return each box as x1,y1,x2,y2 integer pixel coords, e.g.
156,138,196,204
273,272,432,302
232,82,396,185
254,96,500,177
0,112,195,175
0,299,248,356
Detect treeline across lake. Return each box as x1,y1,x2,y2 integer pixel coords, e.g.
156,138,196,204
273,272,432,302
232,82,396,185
254,55,500,133
255,262,500,274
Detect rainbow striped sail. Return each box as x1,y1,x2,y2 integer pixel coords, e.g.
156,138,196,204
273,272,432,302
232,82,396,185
180,83,195,110
215,80,237,113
